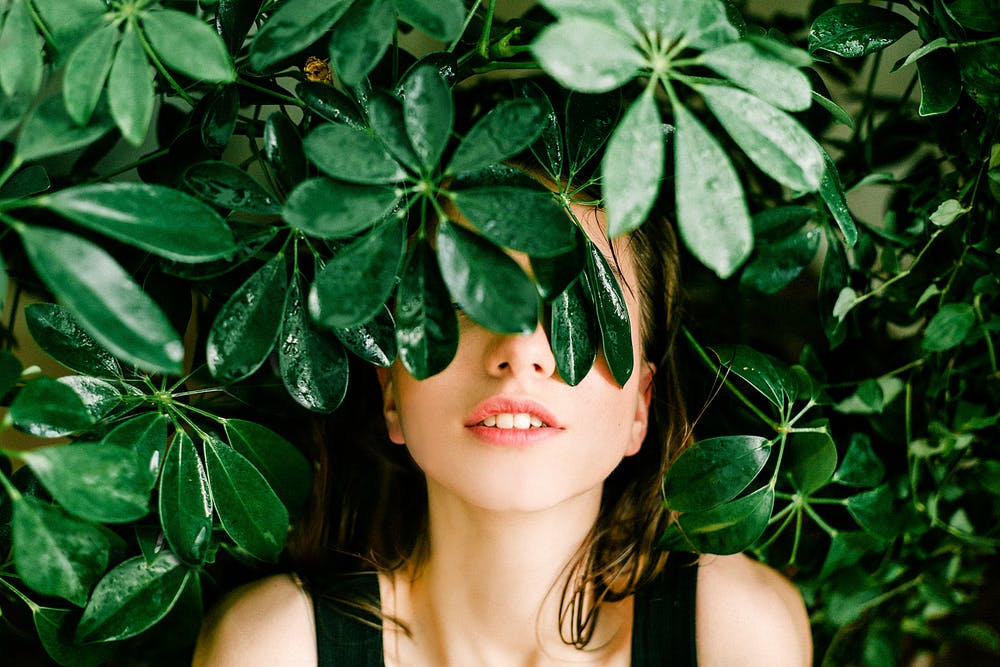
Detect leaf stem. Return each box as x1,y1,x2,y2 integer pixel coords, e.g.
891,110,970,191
476,0,498,61
236,76,303,107
801,497,838,537
973,294,998,374
134,18,195,107
448,0,482,54
848,226,947,311
0,156,25,193
0,575,39,612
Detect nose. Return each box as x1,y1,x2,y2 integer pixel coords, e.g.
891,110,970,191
484,325,557,379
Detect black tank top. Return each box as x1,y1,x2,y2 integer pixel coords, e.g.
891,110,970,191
313,556,698,666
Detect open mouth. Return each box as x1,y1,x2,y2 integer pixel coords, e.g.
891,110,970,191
478,413,546,429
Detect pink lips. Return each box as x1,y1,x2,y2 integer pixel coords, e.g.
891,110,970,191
464,397,563,447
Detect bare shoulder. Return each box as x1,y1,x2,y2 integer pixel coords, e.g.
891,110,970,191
695,553,812,667
192,573,317,667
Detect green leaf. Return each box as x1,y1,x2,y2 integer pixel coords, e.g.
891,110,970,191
158,432,212,565
518,82,563,180
284,177,401,239
142,9,235,83
922,303,975,352
201,84,240,151
819,150,858,246
701,40,812,112
740,227,821,294
565,90,620,175
700,84,824,192
328,0,393,87
333,306,397,367
663,435,772,512
437,221,538,335
917,49,962,117
10,377,95,438
310,220,405,329
102,412,169,491
280,277,349,413
17,95,114,162
41,183,238,262
785,428,838,493
30,0,106,59
393,0,465,41
224,419,312,514
20,443,150,523
57,376,123,424
20,227,183,375
448,100,544,176
846,485,901,540
550,274,598,386
204,438,289,562
304,122,408,184
532,17,642,93
585,242,633,387
182,161,281,215
929,199,970,227
0,163,49,200
834,377,904,414
248,0,352,72
819,531,884,579
669,0,742,49
540,0,637,39
13,496,109,607
108,27,154,146
63,25,118,126
451,186,577,257
0,89,31,142
673,104,752,279
207,253,287,383
603,89,663,238
812,91,855,129
808,4,913,57
367,90,422,172
34,606,117,667
668,485,774,554
296,81,367,130
25,303,121,377
715,344,794,409
948,0,1000,31
76,551,191,642
0,350,21,398
833,433,885,487
401,63,453,170
396,238,460,379
263,111,308,195
0,0,43,98
531,240,587,301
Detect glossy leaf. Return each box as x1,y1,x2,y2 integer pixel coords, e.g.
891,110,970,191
396,238,460,379
224,419,312,514
34,606,117,667
531,240,587,301
714,345,794,409
328,0,393,87
142,9,236,83
701,40,812,112
57,376,123,423
333,306,397,367
812,91,855,129
819,150,858,246
280,277,350,413
700,84,824,192
63,25,118,126
13,496,109,607
304,122,407,184
922,303,975,352
263,111,308,195
17,95,114,162
740,227,822,294
669,485,774,554
217,0,264,53
76,551,191,642
0,350,21,398
310,220,405,329
819,238,849,348
41,183,238,263
158,432,212,565
204,438,289,562
296,81,367,129
108,27,154,147
565,90,620,175
284,177,401,239
437,221,538,335
917,49,962,117
808,5,913,58
0,0,43,98
663,435,772,512
603,89,663,237
25,303,121,378
785,428,838,493
20,444,149,523
519,82,562,180
248,0,352,72
20,227,183,375
532,17,641,93
9,377,95,438
540,0,637,39
102,412,169,491
673,104,751,279
833,433,886,488
367,90,422,172
550,275,598,386
182,161,281,215
207,253,287,383
448,100,544,175
201,85,240,151
451,186,577,257
401,64,452,170
393,0,465,41
847,485,901,540
586,242,633,387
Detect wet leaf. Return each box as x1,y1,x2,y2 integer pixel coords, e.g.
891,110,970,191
701,40,812,111
585,242,633,387
367,90,422,172
142,9,235,83
394,0,465,41
532,17,641,93
102,412,169,491
333,306,397,367
922,303,975,352
819,150,858,246
182,161,281,215
451,186,578,257
158,432,212,565
216,0,264,54
207,253,287,383
200,85,240,151
108,27,153,146
740,227,822,294
565,90,621,175
296,81,367,129
663,435,772,512
603,89,663,238
25,303,121,378
448,100,544,175
10,377,96,438
224,419,312,514
284,177,401,239
809,4,913,58
550,274,598,386
248,0,352,72
62,25,117,126
304,122,407,184
520,83,563,180
263,111,308,196
56,376,123,424
396,238,460,379
328,0,393,87
401,63,453,170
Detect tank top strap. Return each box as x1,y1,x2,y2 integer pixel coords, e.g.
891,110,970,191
312,571,385,667
631,553,699,667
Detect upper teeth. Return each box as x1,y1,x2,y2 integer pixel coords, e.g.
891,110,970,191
481,413,544,429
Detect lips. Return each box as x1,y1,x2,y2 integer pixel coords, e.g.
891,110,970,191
465,397,563,446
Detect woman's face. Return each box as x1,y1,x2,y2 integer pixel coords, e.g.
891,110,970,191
379,204,653,514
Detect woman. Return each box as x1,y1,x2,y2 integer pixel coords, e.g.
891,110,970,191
192,177,812,665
